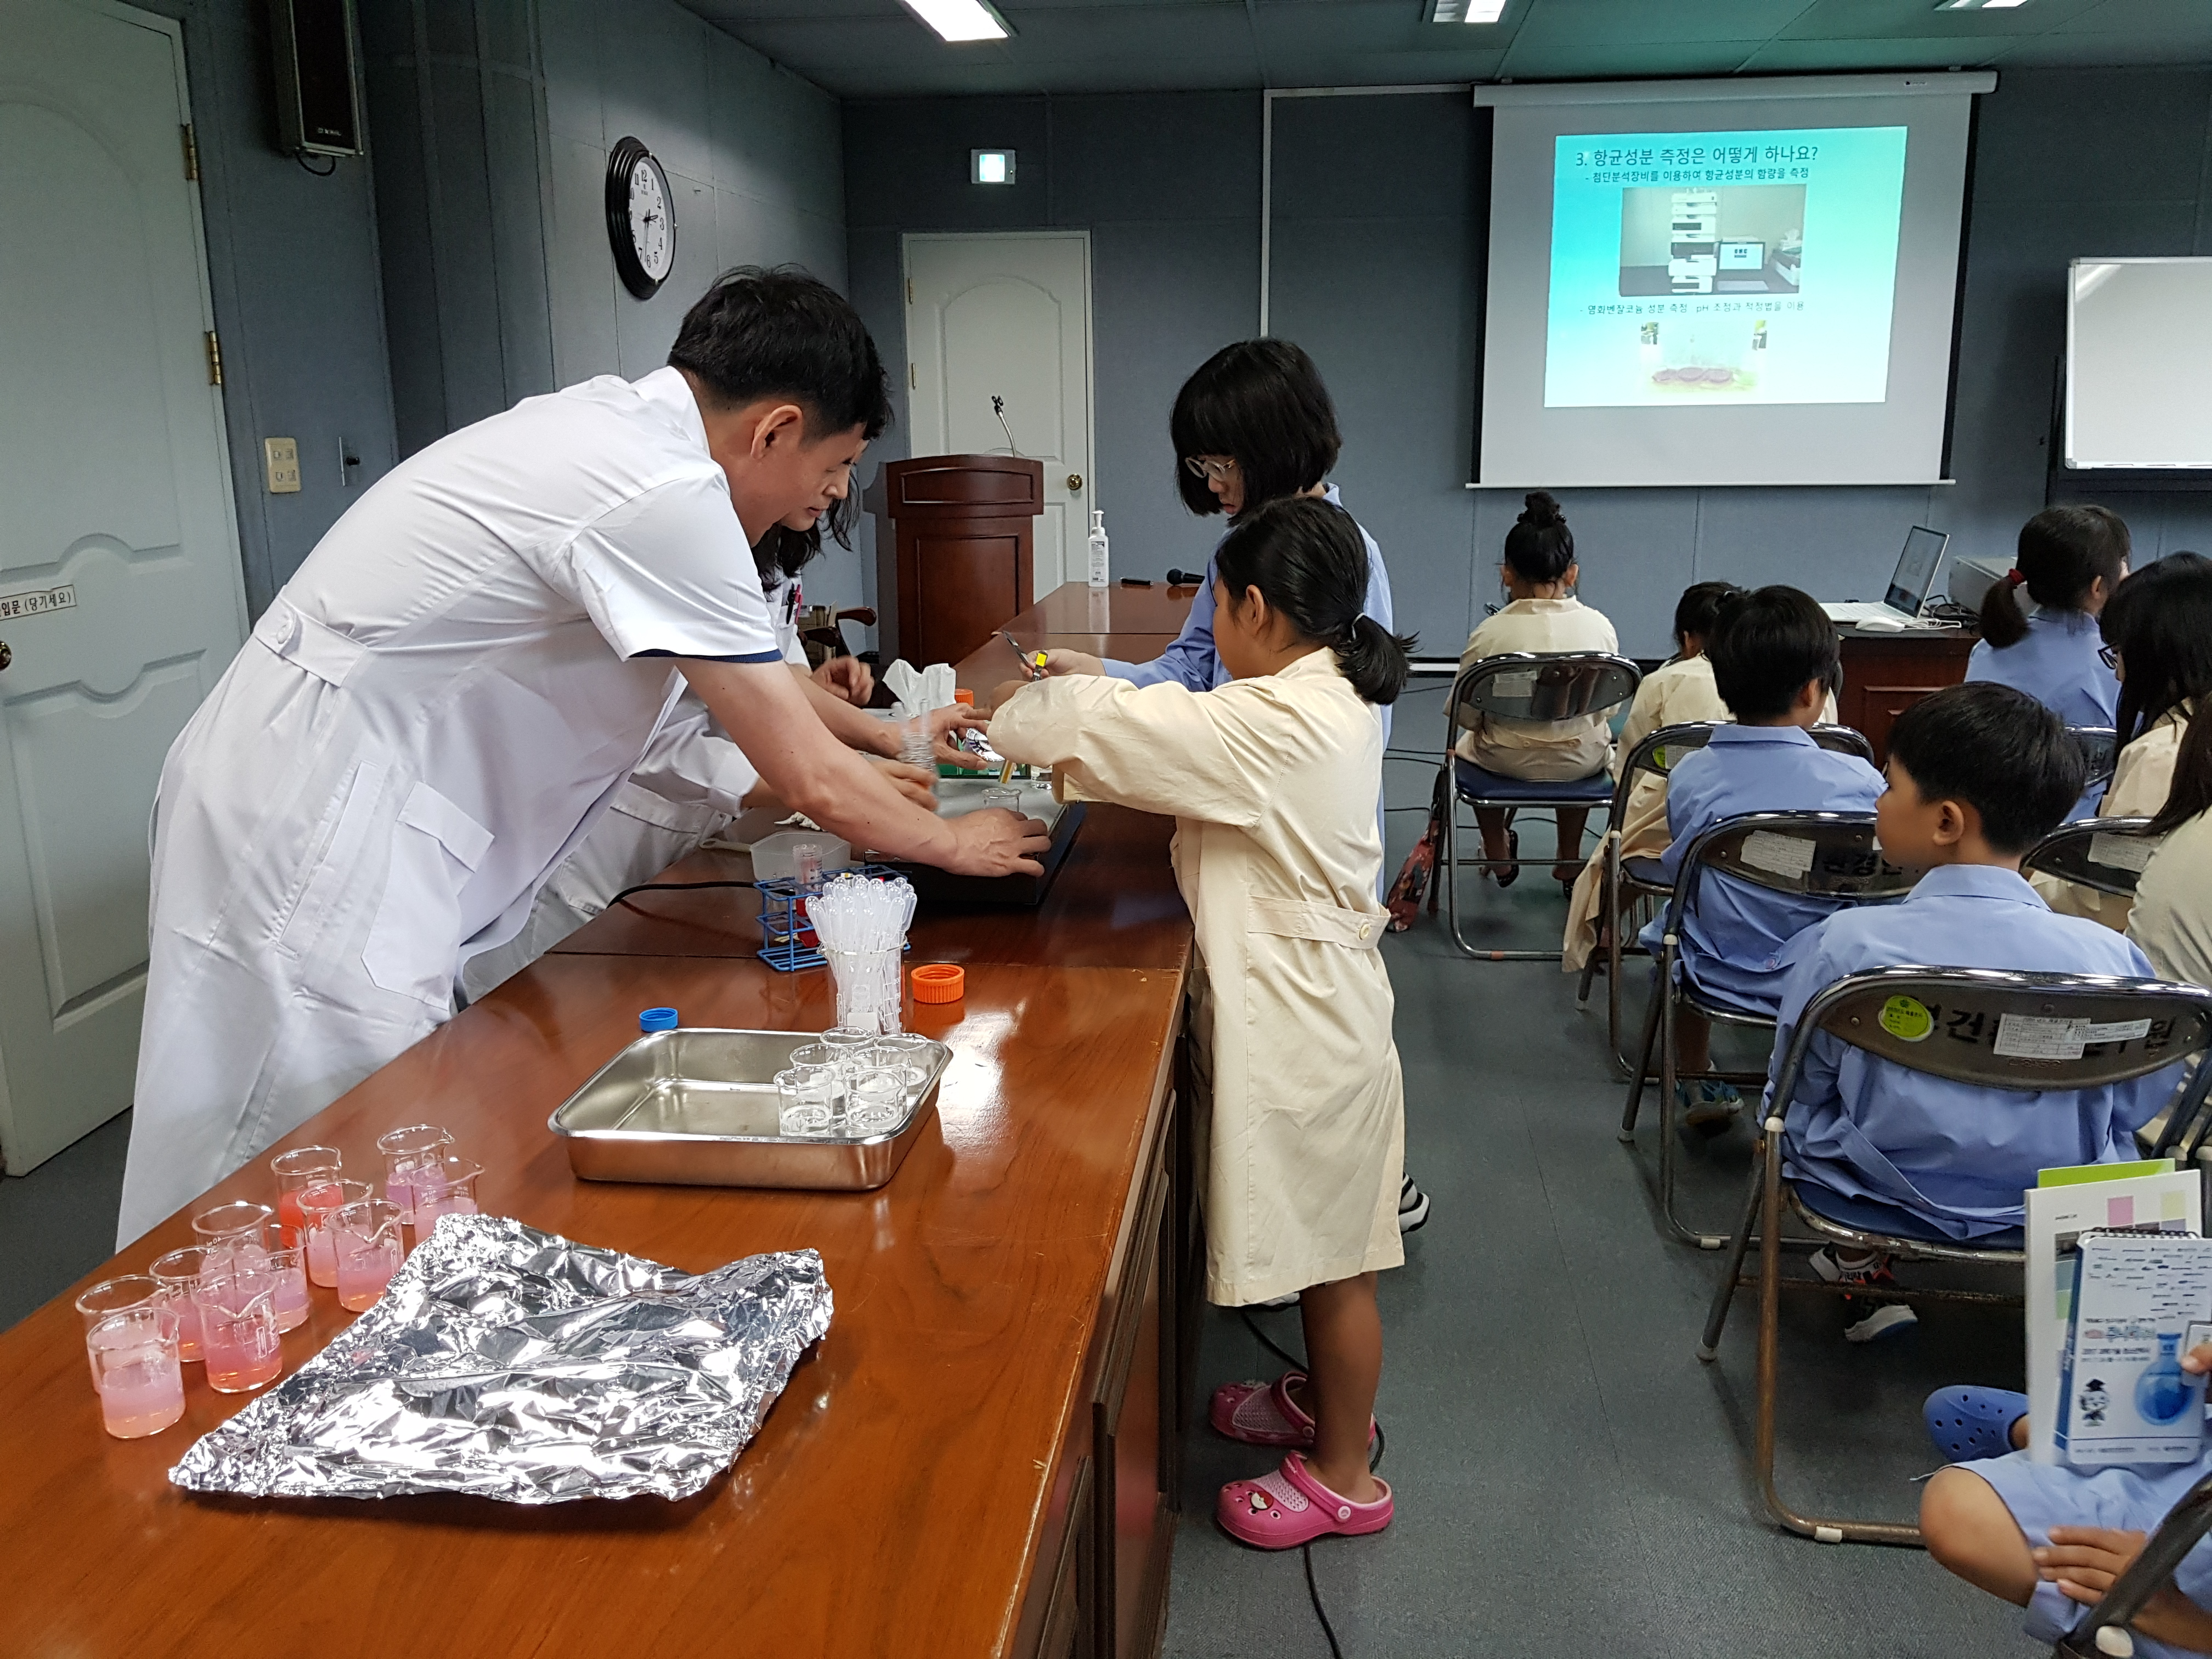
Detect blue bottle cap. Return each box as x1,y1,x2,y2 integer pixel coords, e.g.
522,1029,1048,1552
639,1006,679,1033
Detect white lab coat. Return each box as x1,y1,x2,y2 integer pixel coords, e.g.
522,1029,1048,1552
990,650,1406,1306
119,367,782,1245
2033,702,2193,933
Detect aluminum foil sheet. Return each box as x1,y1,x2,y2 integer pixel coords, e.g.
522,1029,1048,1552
168,1214,831,1504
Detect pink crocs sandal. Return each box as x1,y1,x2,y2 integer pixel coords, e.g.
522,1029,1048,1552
1217,1453,1393,1550
1209,1370,1379,1449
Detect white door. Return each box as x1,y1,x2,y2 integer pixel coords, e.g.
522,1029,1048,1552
0,0,247,1172
904,233,1094,595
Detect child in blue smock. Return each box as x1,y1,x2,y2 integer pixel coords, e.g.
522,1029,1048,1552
1966,504,2128,732
1769,682,2173,1341
1921,1344,2212,1659
1640,586,1884,1122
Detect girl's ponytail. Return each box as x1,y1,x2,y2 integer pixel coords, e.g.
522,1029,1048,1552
1337,613,1413,706
1979,567,2031,648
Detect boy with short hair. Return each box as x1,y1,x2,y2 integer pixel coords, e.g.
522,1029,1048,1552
1643,585,1884,1122
1769,681,2174,1341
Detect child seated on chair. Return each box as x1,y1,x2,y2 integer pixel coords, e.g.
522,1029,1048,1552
1641,586,1883,1125
1561,580,1742,977
1770,682,2170,1343
1454,491,1617,891
1921,1348,2212,1658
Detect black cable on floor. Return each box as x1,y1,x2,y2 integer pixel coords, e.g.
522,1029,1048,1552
603,878,757,910
1237,1306,1385,1659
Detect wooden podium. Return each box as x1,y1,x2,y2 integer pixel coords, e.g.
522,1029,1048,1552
867,454,1043,668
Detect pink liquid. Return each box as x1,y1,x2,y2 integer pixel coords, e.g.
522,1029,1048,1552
271,1260,311,1333
411,1192,478,1231
276,1189,306,1247
167,1299,205,1365
298,1183,345,1285
305,1224,338,1288
337,1235,403,1313
202,1321,283,1393
98,1350,185,1438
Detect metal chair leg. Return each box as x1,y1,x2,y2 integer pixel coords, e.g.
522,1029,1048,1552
1699,1136,1768,1360
1619,970,1662,1141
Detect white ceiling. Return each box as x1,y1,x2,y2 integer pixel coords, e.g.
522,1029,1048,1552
674,0,2212,99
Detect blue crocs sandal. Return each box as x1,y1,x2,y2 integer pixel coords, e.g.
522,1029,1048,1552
1924,1386,2029,1463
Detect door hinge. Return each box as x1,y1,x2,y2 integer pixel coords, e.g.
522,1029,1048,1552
906,278,913,306
909,363,916,390
181,123,200,182
205,330,223,386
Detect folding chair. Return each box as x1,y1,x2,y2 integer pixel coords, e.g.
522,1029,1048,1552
2024,815,2162,900
1579,724,1876,1078
1697,966,2212,1547
1619,810,1916,1249
1438,651,1640,960
2070,725,2123,792
2055,1466,2212,1656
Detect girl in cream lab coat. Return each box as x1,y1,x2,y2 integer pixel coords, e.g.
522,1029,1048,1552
990,495,1412,1551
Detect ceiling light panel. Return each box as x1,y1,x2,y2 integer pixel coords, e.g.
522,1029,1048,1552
1431,0,1509,22
898,0,1011,43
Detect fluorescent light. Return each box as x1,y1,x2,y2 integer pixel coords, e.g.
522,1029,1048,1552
1936,0,2029,8
970,149,1014,185
1430,0,1508,20
898,0,1011,42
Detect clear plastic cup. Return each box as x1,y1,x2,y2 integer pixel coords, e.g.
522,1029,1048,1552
194,1270,283,1393
298,1178,371,1289
262,1245,311,1333
75,1276,162,1384
331,1198,405,1313
408,1157,483,1235
776,1068,837,1136
88,1305,185,1439
847,1068,907,1136
150,1246,226,1364
376,1124,454,1225
270,1147,343,1246
191,1200,274,1265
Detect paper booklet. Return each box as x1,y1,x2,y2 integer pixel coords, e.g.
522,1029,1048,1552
2056,1231,2212,1466
2025,1160,2203,1464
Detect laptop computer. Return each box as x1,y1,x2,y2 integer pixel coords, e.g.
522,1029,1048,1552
1821,527,1950,629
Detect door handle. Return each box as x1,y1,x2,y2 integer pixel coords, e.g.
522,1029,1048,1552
1066,473,1082,493
0,641,13,672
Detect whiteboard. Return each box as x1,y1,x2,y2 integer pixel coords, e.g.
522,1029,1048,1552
2066,257,2212,469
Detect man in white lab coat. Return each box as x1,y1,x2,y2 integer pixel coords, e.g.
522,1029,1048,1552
118,268,1045,1245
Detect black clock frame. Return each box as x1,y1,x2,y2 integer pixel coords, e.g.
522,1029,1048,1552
605,136,673,301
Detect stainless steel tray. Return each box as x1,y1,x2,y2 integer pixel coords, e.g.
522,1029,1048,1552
548,1028,949,1191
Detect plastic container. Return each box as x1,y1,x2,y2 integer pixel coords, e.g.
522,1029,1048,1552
1086,509,1109,589
751,831,851,883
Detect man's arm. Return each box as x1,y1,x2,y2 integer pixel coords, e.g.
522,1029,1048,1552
681,659,1048,876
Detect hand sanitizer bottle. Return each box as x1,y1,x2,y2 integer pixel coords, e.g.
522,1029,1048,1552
1086,509,1109,590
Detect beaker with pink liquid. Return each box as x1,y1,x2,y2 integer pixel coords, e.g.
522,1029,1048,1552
259,1245,312,1333
269,1147,343,1246
194,1270,283,1393
297,1178,371,1289
376,1124,454,1226
331,1198,405,1313
191,1200,274,1267
149,1246,226,1365
74,1276,163,1385
87,1305,185,1439
408,1157,483,1240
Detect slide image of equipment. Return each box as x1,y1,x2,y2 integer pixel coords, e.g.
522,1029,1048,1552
1619,184,1804,298
1638,320,1768,395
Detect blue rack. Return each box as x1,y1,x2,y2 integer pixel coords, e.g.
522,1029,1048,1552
754,863,908,973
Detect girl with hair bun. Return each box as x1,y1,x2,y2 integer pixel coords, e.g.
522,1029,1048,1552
1965,505,2128,730
1454,491,1621,891
990,494,1416,1554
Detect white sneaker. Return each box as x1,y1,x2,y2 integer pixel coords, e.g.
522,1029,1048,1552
1845,1302,1919,1344
1398,1176,1430,1234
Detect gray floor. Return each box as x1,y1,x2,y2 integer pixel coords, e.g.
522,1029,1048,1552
0,680,2039,1655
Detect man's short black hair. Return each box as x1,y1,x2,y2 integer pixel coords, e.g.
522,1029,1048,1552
1169,339,1340,518
1707,585,1838,722
668,266,890,440
1888,682,2085,854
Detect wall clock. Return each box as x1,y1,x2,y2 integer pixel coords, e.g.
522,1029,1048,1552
605,136,674,301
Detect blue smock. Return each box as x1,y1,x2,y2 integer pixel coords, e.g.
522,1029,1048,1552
1769,863,2174,1242
1966,608,2121,820
1638,725,1885,1016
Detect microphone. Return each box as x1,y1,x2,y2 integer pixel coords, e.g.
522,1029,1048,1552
1166,568,1205,587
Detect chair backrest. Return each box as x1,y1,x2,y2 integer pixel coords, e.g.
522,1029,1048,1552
1671,811,1918,932
2070,725,2121,788
1769,968,2212,1147
1809,724,1875,765
1447,652,1641,742
2022,816,2162,900
1610,721,1875,827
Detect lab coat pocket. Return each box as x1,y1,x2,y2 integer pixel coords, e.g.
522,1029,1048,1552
362,782,494,1008
275,760,388,962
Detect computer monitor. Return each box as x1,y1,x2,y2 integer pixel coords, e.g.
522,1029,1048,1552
1884,526,1950,616
1718,240,1765,271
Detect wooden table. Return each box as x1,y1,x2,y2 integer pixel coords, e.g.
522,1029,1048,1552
0,585,1201,1659
1836,624,1977,765
972,582,1197,696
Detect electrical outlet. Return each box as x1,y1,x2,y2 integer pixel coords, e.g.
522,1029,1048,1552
264,437,302,494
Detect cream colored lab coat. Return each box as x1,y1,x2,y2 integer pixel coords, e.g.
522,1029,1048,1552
2034,702,2193,933
1454,596,1621,779
990,650,1405,1306
2131,808,2212,988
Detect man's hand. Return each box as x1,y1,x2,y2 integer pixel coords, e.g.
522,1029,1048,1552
1042,649,1104,678
2040,1527,2212,1650
867,755,940,809
942,808,1052,877
813,655,873,705
927,702,989,768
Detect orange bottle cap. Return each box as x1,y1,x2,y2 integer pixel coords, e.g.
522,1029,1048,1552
953,689,975,706
910,963,965,1003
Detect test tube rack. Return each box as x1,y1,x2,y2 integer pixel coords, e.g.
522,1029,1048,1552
753,864,909,973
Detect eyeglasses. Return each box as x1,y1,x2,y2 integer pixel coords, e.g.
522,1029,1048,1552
1181,456,1239,483
2099,644,2119,670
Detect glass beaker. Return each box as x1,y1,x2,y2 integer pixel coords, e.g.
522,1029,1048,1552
867,1034,936,1093
261,1244,312,1333
150,1245,225,1364
776,1068,838,1136
408,1157,483,1235
75,1276,163,1385
269,1147,343,1246
981,786,1023,815
331,1198,406,1313
376,1124,454,1225
297,1178,371,1289
191,1200,274,1265
87,1305,185,1438
194,1269,283,1393
847,1068,907,1136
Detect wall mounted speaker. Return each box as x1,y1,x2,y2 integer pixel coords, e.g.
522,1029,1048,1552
270,0,363,159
